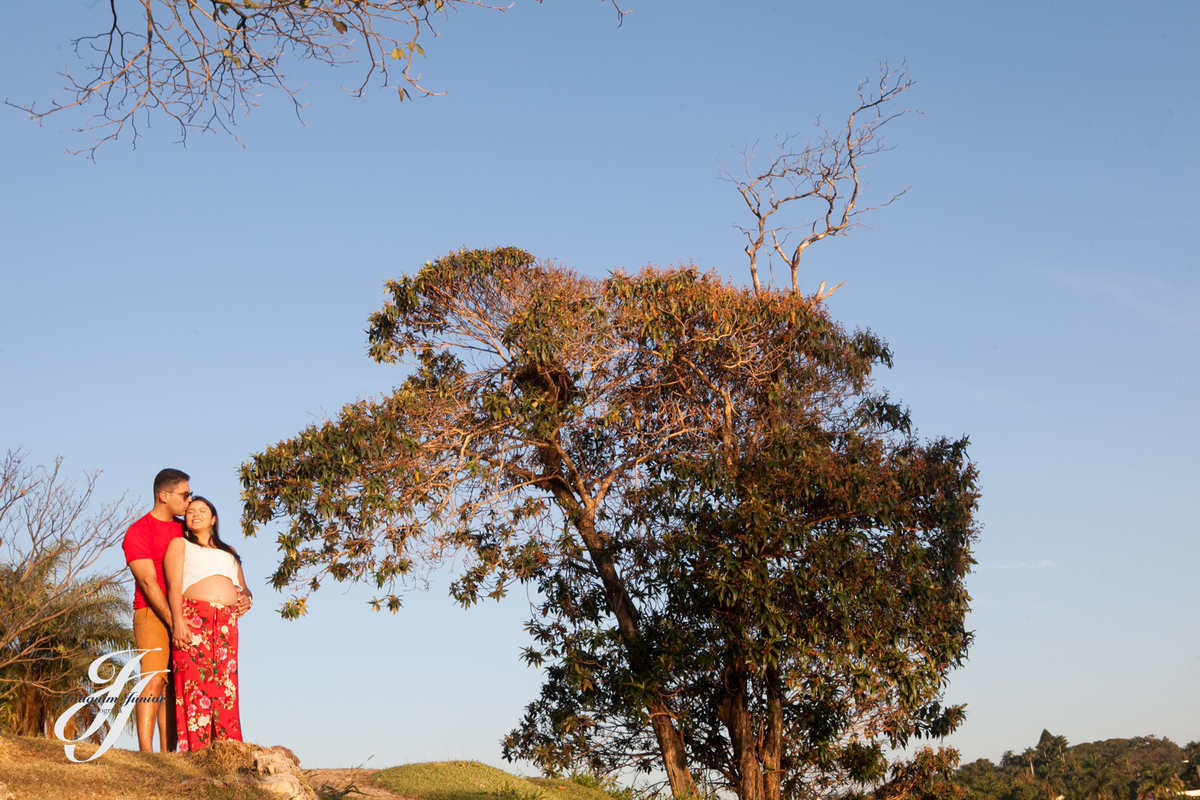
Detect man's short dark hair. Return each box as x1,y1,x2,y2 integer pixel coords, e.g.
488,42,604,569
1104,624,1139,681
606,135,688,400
153,468,190,498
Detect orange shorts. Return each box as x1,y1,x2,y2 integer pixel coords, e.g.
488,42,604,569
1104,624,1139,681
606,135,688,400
132,607,171,679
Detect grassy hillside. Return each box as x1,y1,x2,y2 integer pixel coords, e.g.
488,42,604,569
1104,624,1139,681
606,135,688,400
369,760,622,800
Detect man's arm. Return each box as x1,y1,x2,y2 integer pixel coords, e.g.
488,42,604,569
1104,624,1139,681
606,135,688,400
234,554,252,616
128,559,173,631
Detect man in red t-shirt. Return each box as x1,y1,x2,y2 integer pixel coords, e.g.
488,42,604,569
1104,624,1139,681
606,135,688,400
122,468,190,752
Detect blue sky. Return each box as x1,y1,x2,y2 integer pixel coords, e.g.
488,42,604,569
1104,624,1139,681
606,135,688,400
1,0,1197,772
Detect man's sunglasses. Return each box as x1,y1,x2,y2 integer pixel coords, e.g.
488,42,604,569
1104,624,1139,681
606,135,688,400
171,490,194,500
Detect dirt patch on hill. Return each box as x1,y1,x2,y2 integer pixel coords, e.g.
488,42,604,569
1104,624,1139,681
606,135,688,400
306,768,423,799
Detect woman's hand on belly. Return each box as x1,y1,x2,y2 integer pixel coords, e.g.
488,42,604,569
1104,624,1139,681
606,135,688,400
183,575,240,606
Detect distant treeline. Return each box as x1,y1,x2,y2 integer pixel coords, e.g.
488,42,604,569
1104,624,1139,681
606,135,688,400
955,731,1200,800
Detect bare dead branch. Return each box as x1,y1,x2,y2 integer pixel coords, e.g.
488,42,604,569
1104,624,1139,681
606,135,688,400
721,63,918,297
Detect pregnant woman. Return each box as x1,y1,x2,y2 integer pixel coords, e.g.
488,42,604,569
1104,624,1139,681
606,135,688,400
164,496,252,752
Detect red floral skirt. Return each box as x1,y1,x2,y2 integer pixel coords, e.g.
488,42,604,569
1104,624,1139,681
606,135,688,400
173,599,242,752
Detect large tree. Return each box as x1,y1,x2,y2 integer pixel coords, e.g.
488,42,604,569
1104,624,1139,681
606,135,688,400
238,66,966,800
240,243,977,799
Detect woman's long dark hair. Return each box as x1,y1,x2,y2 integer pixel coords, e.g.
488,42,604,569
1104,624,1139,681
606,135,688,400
183,496,241,564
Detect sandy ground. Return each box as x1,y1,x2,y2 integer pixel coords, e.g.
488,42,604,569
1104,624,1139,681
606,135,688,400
306,768,424,799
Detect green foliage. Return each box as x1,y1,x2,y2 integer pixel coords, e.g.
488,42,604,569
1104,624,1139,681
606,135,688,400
241,249,980,800
955,733,1199,800
0,558,135,740
877,747,970,800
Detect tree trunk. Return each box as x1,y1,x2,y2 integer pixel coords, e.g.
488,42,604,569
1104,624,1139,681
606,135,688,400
570,503,699,798
717,662,764,800
649,696,701,798
761,666,784,800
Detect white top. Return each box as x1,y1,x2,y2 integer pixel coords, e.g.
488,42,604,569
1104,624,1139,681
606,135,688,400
181,538,242,593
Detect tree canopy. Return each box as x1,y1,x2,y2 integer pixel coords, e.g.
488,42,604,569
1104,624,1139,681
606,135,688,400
241,245,978,800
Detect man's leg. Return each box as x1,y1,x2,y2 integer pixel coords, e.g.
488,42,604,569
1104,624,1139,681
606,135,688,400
132,608,172,752
157,676,171,752
136,674,167,751
165,669,178,752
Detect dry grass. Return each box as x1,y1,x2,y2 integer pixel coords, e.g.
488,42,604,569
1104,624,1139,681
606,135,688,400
192,740,261,776
0,734,274,800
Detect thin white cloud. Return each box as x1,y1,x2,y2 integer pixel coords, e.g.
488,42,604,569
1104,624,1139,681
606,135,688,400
915,381,1041,416
1055,271,1200,333
949,385,1039,415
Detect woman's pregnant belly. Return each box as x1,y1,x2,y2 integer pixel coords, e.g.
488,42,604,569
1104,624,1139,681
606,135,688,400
183,575,239,606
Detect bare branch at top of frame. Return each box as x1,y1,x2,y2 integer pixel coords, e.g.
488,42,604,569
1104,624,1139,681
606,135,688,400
5,0,557,158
